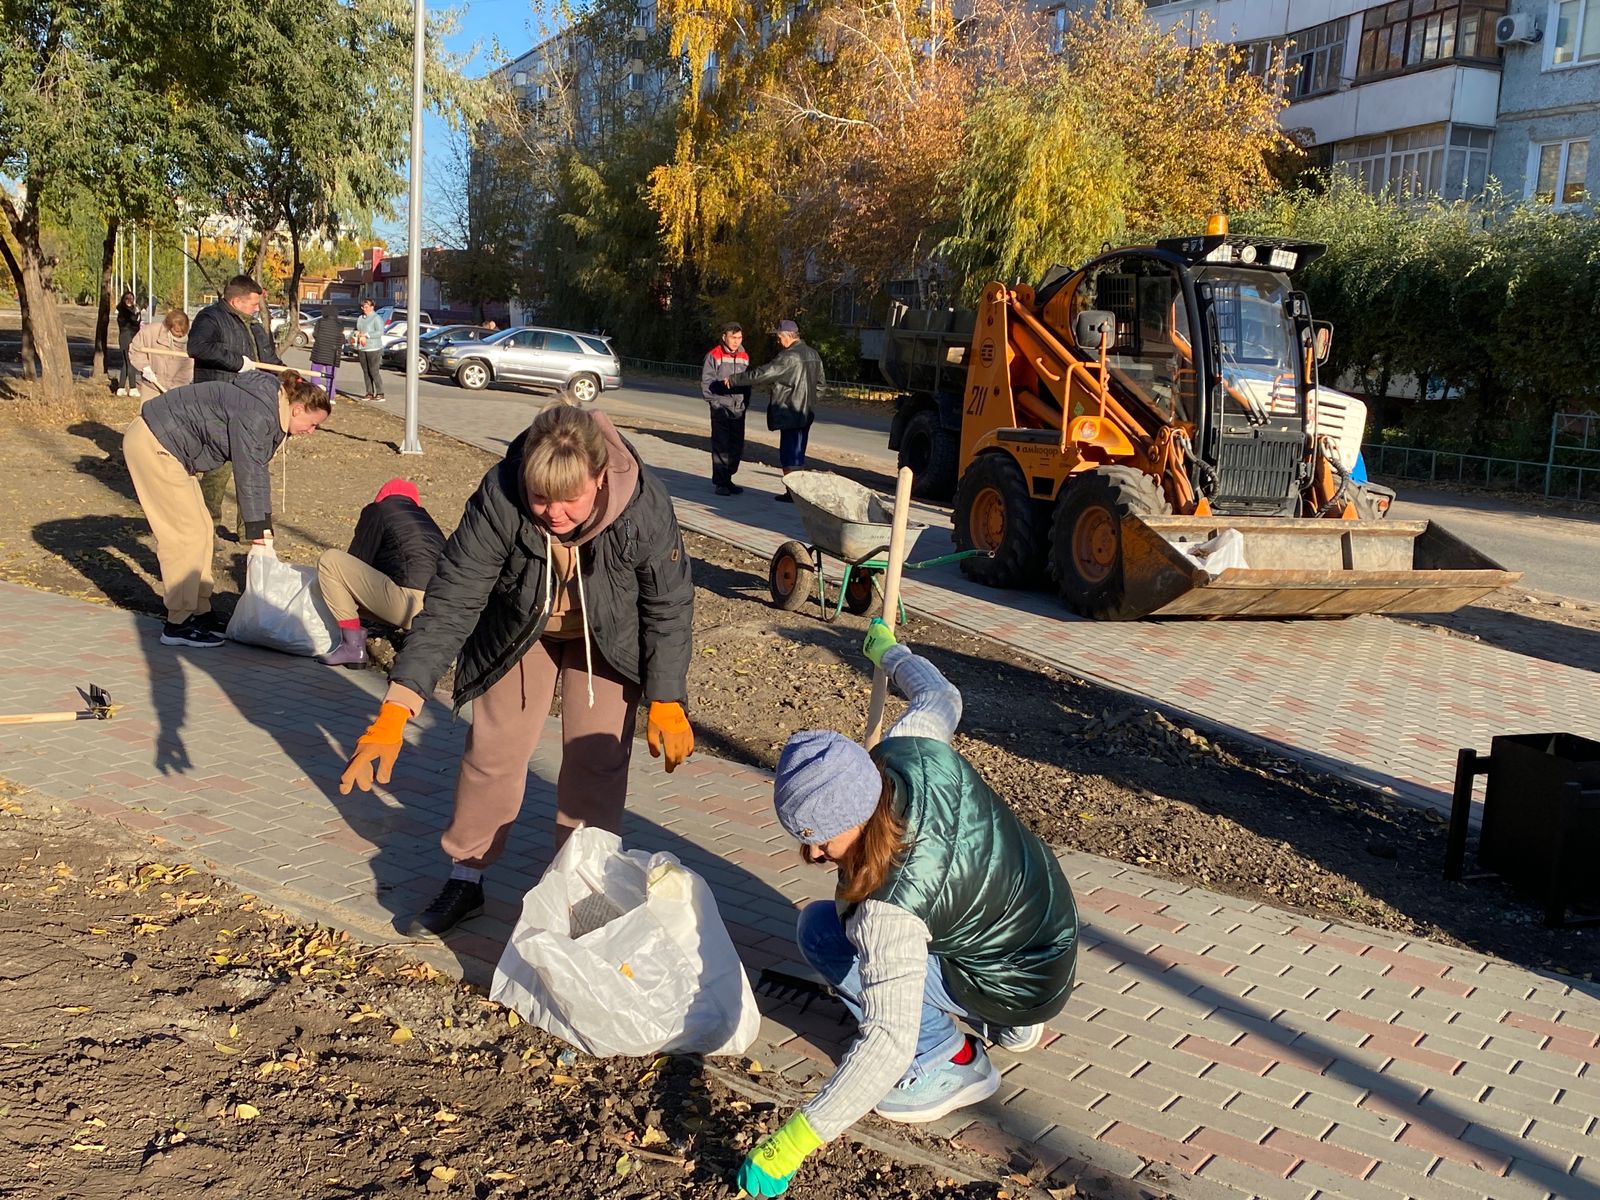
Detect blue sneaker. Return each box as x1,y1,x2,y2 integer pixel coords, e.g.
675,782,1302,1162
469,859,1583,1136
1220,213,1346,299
873,1039,1001,1124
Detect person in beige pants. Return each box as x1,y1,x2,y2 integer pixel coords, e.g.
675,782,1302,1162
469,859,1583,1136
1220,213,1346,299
124,371,331,647
315,478,445,667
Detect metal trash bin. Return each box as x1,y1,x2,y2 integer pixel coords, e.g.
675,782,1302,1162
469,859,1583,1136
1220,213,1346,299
1446,733,1600,927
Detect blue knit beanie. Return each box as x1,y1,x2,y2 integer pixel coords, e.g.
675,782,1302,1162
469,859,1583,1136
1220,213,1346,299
773,730,881,845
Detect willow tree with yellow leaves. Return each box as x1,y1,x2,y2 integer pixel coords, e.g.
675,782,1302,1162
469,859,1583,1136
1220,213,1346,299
941,0,1293,298
649,0,1053,329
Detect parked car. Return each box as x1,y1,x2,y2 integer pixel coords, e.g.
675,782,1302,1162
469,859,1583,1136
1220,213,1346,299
382,324,493,372
433,326,622,403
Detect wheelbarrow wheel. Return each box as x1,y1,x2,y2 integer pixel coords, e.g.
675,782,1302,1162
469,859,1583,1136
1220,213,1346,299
769,540,815,612
843,569,877,616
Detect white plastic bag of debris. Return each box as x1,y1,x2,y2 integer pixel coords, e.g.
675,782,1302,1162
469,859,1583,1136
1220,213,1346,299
226,543,338,656
1170,528,1249,577
491,827,760,1058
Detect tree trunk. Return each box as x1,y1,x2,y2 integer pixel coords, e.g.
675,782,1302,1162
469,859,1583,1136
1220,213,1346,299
1,193,72,398
93,216,118,376
283,223,305,350
0,230,37,379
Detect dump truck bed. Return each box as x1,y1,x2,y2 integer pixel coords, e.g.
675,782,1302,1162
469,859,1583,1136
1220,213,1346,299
1120,517,1522,619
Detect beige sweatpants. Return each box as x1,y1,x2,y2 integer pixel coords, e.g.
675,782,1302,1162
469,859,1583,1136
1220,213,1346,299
316,548,425,628
441,637,642,868
122,416,214,625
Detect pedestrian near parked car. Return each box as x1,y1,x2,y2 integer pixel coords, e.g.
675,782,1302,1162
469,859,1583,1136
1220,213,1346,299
115,292,143,397
338,404,697,938
721,319,824,501
700,322,751,496
316,479,446,668
735,619,1078,1198
187,275,285,528
355,298,386,403
126,310,194,396
309,309,343,403
122,370,331,649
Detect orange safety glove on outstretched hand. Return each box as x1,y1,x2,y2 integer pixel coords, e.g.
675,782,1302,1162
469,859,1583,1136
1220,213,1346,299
646,701,694,773
339,702,411,794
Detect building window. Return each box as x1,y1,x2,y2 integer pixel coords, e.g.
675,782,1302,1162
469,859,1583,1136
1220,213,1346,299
1445,125,1493,197
1335,124,1447,196
627,72,645,91
1286,18,1348,96
1552,0,1600,64
1049,6,1067,54
1240,37,1285,82
636,0,656,33
1356,0,1506,78
513,70,527,86
1532,138,1590,204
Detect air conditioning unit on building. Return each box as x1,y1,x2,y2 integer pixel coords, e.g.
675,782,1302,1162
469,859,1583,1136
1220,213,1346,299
1494,13,1542,45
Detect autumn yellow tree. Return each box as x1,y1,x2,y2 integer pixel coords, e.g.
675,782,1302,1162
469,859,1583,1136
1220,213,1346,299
941,0,1292,295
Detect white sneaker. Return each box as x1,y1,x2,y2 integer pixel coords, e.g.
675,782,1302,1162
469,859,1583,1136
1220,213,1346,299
873,1040,1001,1124
115,387,127,396
129,387,141,398
975,1021,1046,1053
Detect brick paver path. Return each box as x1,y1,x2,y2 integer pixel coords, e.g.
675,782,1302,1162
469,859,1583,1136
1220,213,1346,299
2,579,1597,1200
401,390,1600,819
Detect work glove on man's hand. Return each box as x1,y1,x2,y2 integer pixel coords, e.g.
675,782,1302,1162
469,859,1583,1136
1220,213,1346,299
240,355,258,373
862,617,897,668
646,701,694,773
339,702,410,794
736,1113,822,1197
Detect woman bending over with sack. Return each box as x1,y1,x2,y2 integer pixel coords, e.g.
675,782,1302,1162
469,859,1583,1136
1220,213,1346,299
123,368,330,649
738,621,1078,1197
339,403,696,938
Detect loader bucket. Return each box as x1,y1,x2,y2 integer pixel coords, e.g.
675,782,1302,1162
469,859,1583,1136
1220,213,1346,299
1118,516,1522,620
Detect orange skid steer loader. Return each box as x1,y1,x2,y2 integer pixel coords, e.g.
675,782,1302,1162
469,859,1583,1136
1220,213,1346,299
872,219,1519,619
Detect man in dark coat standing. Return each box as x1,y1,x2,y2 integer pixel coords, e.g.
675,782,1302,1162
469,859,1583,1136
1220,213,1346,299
315,479,446,667
721,319,825,501
700,322,750,496
187,275,284,527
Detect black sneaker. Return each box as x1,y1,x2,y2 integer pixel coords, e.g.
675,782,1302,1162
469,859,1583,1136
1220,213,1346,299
160,619,225,648
774,491,794,503
728,483,744,495
193,610,229,635
406,879,484,938
714,484,734,496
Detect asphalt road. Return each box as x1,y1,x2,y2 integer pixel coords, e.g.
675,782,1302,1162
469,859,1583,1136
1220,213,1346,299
309,353,1600,604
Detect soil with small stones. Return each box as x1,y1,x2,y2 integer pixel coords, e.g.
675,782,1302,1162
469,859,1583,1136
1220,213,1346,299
0,381,1594,975
1,783,1082,1200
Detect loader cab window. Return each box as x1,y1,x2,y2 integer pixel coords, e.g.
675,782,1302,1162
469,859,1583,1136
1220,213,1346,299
1075,254,1196,424
1195,267,1301,419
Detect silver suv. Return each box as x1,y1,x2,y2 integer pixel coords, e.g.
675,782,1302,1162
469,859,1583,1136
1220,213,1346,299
435,325,622,404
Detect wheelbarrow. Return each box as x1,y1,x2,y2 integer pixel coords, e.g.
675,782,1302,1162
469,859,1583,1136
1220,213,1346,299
767,471,980,622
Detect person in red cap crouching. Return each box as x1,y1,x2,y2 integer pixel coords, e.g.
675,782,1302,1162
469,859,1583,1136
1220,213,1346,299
315,479,446,667
736,619,1078,1197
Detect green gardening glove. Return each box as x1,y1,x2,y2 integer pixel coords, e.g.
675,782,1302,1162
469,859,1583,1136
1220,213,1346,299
862,617,897,668
736,1112,823,1196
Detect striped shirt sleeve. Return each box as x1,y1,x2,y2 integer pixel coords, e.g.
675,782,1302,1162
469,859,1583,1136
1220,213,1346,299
882,644,962,744
800,900,932,1141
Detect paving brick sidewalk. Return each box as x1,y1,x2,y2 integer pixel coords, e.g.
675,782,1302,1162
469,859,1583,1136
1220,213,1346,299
3,580,1598,1200
400,390,1600,818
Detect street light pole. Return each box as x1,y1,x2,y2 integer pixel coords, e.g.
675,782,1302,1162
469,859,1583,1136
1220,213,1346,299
400,0,426,456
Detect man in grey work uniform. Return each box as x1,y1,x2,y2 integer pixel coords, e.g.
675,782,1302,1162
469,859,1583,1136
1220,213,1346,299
700,322,750,496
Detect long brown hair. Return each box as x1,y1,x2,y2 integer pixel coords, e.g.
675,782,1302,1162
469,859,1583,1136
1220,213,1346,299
837,771,908,904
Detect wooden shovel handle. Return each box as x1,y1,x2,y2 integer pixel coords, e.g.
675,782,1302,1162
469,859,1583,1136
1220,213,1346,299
864,466,914,749
144,346,295,375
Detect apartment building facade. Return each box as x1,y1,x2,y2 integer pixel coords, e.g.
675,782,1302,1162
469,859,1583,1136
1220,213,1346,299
1489,0,1600,200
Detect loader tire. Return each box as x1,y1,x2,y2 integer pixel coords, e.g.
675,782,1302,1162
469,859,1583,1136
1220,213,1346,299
954,453,1046,589
899,409,959,502
1048,466,1169,619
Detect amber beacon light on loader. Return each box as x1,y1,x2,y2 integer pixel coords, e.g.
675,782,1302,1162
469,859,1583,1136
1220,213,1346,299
867,216,1520,620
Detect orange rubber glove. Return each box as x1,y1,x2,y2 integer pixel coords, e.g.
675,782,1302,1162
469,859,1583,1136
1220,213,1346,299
646,701,694,773
339,702,411,794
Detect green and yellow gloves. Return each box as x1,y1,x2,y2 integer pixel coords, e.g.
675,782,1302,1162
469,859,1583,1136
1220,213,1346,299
646,700,695,773
862,617,897,668
339,702,411,794
736,1112,823,1197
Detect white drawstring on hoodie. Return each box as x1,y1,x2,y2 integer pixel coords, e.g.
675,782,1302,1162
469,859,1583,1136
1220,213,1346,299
538,529,596,709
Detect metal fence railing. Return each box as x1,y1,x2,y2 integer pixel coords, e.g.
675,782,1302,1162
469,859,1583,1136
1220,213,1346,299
620,357,896,404
1362,438,1600,502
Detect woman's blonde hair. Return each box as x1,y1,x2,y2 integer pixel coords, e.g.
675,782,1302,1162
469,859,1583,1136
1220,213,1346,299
279,370,332,414
163,309,190,336
523,402,609,501
835,771,908,904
